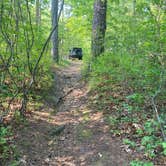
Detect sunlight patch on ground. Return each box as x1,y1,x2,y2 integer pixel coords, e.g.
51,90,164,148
53,156,75,166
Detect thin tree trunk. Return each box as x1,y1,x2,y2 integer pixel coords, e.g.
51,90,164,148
36,0,41,26
92,0,107,57
132,0,137,55
51,0,59,62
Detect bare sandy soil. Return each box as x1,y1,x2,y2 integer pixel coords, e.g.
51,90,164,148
14,61,131,166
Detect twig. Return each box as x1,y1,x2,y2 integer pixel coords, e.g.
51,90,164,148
55,77,83,106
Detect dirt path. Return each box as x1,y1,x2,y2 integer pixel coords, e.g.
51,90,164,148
15,61,131,166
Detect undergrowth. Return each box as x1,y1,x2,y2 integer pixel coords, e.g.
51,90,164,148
88,53,166,165
0,126,19,166
0,59,54,164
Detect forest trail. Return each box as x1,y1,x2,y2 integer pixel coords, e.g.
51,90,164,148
15,61,131,166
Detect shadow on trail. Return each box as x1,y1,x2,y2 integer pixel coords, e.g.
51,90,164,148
14,61,131,166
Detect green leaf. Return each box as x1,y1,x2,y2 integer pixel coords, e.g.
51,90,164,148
162,142,166,155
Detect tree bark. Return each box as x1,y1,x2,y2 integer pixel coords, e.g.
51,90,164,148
92,0,107,57
51,0,59,62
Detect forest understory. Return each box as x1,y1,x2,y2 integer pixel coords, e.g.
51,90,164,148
0,0,166,166
0,60,164,166
11,61,131,166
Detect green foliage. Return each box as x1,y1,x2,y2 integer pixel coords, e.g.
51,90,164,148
141,135,157,158
107,116,118,126
0,2,53,163
126,93,144,105
144,120,159,135
130,160,153,166
123,138,136,148
162,142,166,156
0,0,53,119
0,0,165,165
90,53,163,95
13,111,27,125
0,126,14,160
59,0,92,59
9,160,20,166
88,2,166,159
142,120,163,157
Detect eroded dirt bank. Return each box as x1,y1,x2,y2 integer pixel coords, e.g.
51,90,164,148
15,61,131,166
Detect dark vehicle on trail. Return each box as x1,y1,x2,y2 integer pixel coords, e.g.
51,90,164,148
69,48,83,60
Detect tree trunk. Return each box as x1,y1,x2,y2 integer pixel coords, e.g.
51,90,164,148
51,0,59,62
92,0,107,57
36,0,41,26
132,0,137,54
